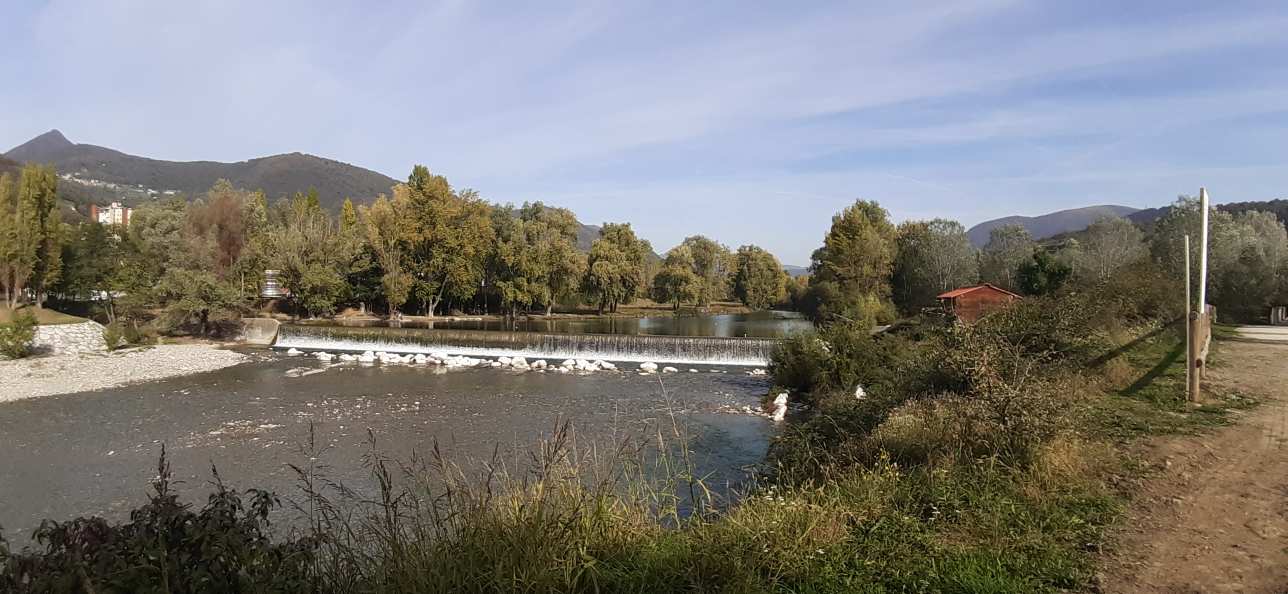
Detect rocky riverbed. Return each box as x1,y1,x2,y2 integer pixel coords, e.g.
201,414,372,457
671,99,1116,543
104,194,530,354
0,344,249,402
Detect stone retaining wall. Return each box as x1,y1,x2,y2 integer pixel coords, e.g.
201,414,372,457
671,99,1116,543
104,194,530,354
33,321,107,354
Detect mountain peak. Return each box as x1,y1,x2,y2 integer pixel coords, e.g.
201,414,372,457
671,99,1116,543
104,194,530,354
5,129,75,162
966,204,1140,247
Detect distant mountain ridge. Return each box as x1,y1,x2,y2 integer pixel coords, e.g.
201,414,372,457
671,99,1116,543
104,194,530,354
966,204,1140,246
4,130,398,212
5,129,624,252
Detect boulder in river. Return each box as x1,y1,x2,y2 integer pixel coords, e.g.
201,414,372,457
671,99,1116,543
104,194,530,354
639,362,658,373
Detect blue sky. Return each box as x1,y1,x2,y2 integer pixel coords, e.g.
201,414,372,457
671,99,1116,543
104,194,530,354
3,0,1287,264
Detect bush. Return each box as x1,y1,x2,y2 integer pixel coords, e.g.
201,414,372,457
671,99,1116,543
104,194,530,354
102,322,124,351
769,321,915,402
0,311,37,359
0,450,316,592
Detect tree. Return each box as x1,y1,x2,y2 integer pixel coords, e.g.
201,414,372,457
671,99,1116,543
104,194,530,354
651,246,700,309
979,224,1034,292
1070,216,1145,284
732,245,787,310
361,194,412,316
804,199,897,323
583,223,649,314
679,235,733,306
54,221,118,319
1017,249,1071,295
0,165,65,308
892,219,978,313
339,198,358,232
261,193,354,318
400,166,495,316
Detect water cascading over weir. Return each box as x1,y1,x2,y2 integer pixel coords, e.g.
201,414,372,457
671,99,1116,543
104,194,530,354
272,325,779,366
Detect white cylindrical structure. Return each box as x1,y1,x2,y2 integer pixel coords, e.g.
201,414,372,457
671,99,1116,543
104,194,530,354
1198,188,1210,310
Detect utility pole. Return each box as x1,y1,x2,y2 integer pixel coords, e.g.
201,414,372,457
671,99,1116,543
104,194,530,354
1188,188,1212,402
1198,188,1209,309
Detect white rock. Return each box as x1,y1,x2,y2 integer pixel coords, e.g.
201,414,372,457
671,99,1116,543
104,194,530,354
532,359,547,369
769,392,789,422
748,368,767,376
689,369,700,373
498,356,512,366
853,384,867,400
357,351,376,363
595,360,615,370
490,361,502,368
413,354,428,364
662,366,678,373
639,362,658,373
315,352,334,361
510,357,528,369
286,348,302,356
339,354,356,361
561,359,576,368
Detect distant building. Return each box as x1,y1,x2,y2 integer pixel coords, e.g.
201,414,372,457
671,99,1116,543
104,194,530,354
1271,305,1288,326
937,284,1021,323
90,202,131,227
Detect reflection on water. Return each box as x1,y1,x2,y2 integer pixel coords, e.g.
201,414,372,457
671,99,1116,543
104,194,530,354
316,310,813,338
0,353,775,541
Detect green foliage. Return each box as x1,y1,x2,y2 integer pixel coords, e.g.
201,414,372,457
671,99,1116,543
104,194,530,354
0,165,64,308
0,310,37,359
583,223,649,313
678,235,733,306
1018,249,1072,295
769,321,913,402
651,245,701,309
102,321,124,351
804,199,897,323
892,219,979,313
0,450,315,592
979,224,1034,292
731,244,787,310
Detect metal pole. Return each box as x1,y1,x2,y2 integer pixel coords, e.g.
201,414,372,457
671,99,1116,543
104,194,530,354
1184,234,1191,399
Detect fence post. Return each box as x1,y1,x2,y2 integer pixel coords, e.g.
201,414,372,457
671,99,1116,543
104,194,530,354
1184,234,1191,397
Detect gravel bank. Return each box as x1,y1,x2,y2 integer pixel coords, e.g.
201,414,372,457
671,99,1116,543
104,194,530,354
0,344,249,403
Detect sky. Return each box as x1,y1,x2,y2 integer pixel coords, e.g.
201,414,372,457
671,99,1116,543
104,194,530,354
3,1,1288,264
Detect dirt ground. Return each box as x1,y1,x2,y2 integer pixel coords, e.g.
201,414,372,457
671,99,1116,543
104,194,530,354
1103,340,1288,594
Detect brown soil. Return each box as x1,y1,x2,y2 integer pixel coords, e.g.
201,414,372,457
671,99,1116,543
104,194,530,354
1103,340,1288,594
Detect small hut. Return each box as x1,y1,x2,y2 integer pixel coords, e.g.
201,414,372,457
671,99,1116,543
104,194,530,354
937,284,1021,323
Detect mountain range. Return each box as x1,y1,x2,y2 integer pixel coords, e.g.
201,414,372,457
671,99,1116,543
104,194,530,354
965,205,1141,247
4,130,616,251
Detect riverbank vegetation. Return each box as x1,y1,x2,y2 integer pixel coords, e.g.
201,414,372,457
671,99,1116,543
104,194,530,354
1,163,795,340
5,191,1275,591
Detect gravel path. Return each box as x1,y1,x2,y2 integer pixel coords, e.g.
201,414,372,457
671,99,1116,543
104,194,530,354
1103,340,1288,593
0,344,249,402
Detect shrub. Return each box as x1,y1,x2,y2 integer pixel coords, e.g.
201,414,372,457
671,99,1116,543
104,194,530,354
102,322,124,351
0,311,37,359
769,321,915,402
0,449,316,592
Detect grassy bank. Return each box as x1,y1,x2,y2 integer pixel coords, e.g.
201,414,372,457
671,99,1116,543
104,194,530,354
0,305,86,325
0,296,1250,592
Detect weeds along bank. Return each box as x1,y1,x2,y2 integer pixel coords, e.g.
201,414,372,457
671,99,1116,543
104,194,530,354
0,282,1245,592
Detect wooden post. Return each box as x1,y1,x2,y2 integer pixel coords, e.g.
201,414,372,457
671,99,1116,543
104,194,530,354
1184,234,1192,399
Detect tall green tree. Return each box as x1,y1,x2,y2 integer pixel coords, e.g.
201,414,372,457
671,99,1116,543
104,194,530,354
979,224,1034,292
804,199,897,324
583,223,649,314
0,165,64,308
1017,249,1071,295
651,245,700,309
679,235,733,306
400,166,495,316
892,219,978,313
732,245,787,310
261,193,355,318
361,194,412,316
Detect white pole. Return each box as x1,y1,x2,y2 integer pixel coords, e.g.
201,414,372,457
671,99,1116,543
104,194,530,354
1198,188,1210,311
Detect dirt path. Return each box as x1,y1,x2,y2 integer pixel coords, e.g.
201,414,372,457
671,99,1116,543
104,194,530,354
1104,340,1288,594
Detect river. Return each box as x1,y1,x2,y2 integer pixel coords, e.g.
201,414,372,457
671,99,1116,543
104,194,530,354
0,313,809,543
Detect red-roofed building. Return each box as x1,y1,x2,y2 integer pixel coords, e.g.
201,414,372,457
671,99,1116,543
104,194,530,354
937,284,1021,323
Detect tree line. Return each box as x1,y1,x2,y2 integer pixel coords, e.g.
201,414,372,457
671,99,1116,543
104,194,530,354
1,163,793,334
795,197,1288,324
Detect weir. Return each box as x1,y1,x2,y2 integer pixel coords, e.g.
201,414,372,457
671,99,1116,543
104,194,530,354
273,324,779,366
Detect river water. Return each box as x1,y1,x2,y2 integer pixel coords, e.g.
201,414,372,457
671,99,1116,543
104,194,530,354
313,310,813,338
0,350,777,542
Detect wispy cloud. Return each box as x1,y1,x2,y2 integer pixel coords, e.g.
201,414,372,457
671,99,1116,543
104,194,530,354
4,0,1288,263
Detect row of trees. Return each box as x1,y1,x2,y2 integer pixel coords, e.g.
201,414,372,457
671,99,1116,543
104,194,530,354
29,165,794,334
799,197,1288,324
0,165,63,309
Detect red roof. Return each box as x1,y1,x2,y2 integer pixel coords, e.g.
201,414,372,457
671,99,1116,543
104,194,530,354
936,283,1022,300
